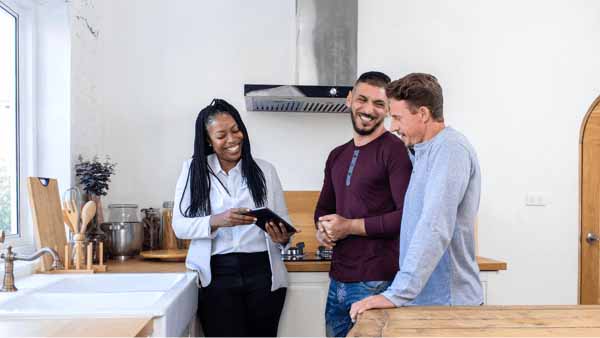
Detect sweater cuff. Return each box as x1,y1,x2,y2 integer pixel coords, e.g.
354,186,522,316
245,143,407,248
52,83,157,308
381,289,410,307
364,216,382,236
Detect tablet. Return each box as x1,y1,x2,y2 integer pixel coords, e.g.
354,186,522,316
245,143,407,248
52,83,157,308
245,207,297,234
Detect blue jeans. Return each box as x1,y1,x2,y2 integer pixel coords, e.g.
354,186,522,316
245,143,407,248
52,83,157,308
325,278,392,337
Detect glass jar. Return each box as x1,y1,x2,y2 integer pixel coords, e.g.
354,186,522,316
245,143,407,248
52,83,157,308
161,201,178,250
70,233,89,268
108,204,139,222
141,207,161,251
86,223,108,264
85,220,108,264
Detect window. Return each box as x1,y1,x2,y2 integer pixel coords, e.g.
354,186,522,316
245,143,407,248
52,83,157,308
0,2,18,236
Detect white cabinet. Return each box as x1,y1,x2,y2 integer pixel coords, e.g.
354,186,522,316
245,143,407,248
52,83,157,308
480,270,501,305
278,272,329,337
277,270,500,336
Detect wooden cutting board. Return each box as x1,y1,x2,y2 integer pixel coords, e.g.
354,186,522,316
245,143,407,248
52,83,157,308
27,177,67,271
140,249,187,262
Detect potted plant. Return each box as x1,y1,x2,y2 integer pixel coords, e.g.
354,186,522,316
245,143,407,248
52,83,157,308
74,155,117,225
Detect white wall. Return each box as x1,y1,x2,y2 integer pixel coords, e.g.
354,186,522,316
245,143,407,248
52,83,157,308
36,0,71,191
70,0,352,211
359,0,600,304
67,0,600,304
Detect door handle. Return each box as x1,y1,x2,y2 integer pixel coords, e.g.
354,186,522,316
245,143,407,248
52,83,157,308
587,232,599,244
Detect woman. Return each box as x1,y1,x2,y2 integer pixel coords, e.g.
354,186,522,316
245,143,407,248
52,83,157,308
172,98,292,337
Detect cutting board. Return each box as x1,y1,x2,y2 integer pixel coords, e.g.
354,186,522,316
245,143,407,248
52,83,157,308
27,177,67,271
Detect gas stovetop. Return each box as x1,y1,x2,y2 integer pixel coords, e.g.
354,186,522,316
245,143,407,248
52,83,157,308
282,243,332,261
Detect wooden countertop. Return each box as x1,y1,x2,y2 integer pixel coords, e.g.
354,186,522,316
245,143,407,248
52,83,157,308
287,256,507,273
104,255,506,273
106,256,187,273
0,317,152,337
105,256,331,273
348,305,600,337
477,256,507,271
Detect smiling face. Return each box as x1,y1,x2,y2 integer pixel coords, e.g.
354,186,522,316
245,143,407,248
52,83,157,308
389,99,427,147
347,82,388,136
206,113,244,168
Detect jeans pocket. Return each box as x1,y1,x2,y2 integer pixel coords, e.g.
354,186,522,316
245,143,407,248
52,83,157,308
359,280,391,293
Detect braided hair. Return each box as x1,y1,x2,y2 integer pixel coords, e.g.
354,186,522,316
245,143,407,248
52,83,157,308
179,99,267,217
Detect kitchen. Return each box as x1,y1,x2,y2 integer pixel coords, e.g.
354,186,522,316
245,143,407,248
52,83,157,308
0,0,599,336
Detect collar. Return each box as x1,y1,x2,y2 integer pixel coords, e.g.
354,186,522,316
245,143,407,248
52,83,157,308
413,126,451,152
208,153,242,176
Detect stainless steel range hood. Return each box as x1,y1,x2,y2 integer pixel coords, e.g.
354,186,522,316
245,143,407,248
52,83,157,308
244,0,357,113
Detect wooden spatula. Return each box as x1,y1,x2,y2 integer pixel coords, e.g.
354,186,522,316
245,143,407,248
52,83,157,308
62,208,78,234
63,200,79,233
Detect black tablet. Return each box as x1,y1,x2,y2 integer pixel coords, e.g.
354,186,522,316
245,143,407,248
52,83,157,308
245,207,297,234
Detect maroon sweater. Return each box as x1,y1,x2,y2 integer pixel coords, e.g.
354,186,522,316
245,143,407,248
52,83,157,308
314,132,412,282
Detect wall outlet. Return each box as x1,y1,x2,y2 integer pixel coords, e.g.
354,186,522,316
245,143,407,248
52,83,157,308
526,192,547,206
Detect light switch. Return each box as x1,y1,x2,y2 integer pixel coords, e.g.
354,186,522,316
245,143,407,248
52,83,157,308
526,192,547,206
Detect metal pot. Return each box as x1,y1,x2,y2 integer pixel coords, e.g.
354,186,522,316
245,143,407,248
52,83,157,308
101,222,144,260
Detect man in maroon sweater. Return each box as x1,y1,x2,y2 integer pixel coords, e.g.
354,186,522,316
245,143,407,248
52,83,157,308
315,71,412,337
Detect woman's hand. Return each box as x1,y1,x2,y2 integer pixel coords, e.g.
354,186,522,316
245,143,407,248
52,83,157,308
210,208,257,229
266,221,297,244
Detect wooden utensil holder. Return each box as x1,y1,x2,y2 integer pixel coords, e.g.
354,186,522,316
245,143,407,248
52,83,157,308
43,239,107,274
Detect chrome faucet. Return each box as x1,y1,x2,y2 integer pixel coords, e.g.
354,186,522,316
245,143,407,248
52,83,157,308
0,230,63,292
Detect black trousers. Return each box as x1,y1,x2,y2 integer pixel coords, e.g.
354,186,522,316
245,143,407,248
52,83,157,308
198,251,287,337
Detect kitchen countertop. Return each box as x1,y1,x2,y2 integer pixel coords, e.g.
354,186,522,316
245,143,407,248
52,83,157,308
105,255,506,273
106,256,188,273
105,256,332,273
0,317,153,337
348,305,600,337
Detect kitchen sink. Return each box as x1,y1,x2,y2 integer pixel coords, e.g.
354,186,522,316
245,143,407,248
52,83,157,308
0,291,165,314
37,273,185,293
0,273,198,336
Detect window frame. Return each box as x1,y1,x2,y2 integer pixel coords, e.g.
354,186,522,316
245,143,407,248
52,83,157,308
1,0,36,254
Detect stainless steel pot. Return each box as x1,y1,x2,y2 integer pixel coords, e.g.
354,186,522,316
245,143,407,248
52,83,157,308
101,222,144,260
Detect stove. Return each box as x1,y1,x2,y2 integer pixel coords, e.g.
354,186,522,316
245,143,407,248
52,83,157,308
316,246,333,259
282,242,332,261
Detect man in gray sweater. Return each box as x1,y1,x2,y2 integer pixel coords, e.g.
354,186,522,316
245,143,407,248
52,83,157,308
350,73,483,321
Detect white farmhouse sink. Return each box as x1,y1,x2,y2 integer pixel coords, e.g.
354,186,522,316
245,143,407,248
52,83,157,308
0,273,198,337
37,273,185,293
1,291,165,314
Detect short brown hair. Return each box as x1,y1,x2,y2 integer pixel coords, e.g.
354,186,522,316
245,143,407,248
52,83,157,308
386,73,444,122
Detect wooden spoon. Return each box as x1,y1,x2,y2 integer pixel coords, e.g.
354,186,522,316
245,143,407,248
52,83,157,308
80,201,97,235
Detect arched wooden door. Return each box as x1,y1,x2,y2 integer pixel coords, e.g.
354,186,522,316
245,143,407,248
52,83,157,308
580,96,600,304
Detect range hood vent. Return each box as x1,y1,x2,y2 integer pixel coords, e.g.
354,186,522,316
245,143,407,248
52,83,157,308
245,0,357,113
244,84,351,113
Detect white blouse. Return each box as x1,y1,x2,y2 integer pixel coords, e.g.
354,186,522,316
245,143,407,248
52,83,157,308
172,154,290,290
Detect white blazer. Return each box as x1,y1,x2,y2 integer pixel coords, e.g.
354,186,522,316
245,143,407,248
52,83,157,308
172,156,290,291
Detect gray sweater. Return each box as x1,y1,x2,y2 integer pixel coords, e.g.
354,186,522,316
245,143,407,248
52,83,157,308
382,127,483,306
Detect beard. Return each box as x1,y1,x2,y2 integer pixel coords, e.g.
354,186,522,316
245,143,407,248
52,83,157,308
350,110,384,136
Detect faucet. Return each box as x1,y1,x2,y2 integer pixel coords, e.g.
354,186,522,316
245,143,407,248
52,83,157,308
0,230,63,292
